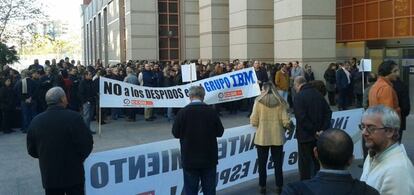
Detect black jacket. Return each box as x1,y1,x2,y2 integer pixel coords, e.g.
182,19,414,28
27,105,93,188
0,86,15,111
282,171,379,195
392,78,410,130
294,84,332,143
172,102,224,169
78,78,96,104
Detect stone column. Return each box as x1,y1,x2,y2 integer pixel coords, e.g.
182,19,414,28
125,0,158,61
229,0,274,62
199,0,229,61
274,0,336,79
181,0,200,60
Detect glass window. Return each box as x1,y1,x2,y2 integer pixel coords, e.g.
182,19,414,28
160,50,169,60
159,26,168,37
159,14,168,25
170,38,178,48
159,38,168,48
169,15,178,25
169,3,178,13
170,49,178,59
158,2,167,13
170,26,178,37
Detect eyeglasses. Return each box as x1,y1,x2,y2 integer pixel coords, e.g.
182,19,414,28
358,124,388,134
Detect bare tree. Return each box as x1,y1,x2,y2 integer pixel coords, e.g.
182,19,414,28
0,0,46,41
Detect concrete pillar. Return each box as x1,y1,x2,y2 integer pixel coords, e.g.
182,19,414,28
199,0,229,61
124,0,158,61
274,0,336,80
229,0,274,62
181,0,200,60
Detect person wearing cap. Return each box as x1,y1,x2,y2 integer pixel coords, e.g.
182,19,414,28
27,87,93,195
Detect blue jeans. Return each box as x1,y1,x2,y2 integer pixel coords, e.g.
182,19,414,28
183,167,217,195
82,102,95,130
21,101,37,131
277,90,288,102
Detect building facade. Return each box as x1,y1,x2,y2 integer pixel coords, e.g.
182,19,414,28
81,0,414,81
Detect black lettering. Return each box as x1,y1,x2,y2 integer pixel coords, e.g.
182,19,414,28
334,117,344,129
288,152,298,165
114,84,122,95
217,139,227,160
145,89,151,98
147,152,160,176
239,134,252,154
171,148,181,171
90,162,108,188
253,159,259,174
240,161,250,179
103,82,113,94
162,150,169,173
177,88,184,98
124,88,130,96
109,158,127,183
229,164,242,182
128,155,146,180
219,168,231,185
343,116,350,129
228,136,239,156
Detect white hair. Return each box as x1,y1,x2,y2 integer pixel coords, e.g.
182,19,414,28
45,87,66,105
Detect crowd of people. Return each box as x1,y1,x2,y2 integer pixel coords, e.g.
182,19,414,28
1,56,398,135
0,55,411,195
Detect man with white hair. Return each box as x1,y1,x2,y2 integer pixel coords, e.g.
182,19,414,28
27,87,93,195
360,105,414,195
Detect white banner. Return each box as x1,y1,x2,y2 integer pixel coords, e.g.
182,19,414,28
84,109,364,195
99,68,261,108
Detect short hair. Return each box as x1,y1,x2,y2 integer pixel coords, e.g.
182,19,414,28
188,85,205,100
317,128,354,169
378,60,398,77
45,87,66,105
294,76,307,86
363,105,400,140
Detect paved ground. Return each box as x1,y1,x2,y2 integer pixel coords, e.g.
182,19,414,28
0,110,413,195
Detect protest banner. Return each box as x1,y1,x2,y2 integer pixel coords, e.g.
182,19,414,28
99,67,261,108
84,109,364,195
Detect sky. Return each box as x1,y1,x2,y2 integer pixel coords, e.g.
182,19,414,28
41,0,84,31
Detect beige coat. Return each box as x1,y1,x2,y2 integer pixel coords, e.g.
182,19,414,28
250,101,290,146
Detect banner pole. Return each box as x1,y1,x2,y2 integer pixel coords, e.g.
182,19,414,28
99,106,102,137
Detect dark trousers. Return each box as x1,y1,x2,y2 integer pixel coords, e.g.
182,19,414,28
183,167,216,195
1,110,13,132
355,94,363,108
256,145,284,187
298,141,320,180
327,91,336,105
45,183,84,195
126,108,136,120
21,101,37,131
337,89,349,110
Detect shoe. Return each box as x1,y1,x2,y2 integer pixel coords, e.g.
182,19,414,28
90,131,96,135
145,118,154,121
100,121,107,125
259,186,266,194
358,164,363,168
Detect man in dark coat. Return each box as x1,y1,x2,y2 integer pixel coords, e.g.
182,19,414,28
336,62,352,110
27,87,93,195
282,129,379,195
392,77,410,143
293,76,332,180
78,69,97,133
172,86,224,195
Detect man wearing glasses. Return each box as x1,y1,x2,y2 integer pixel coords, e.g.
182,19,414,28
368,60,400,116
359,105,414,195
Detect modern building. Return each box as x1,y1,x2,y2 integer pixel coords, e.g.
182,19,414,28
81,0,414,82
